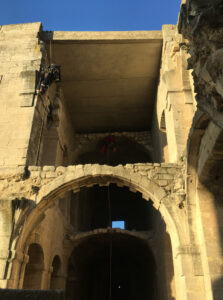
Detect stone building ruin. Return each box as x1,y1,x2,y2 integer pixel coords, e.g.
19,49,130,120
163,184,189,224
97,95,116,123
0,0,223,299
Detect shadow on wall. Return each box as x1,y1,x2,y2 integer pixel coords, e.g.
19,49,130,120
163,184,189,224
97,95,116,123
213,192,223,299
200,130,223,299
188,114,223,299
152,104,168,163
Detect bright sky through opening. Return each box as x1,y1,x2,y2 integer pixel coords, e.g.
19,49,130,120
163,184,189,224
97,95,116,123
112,221,125,229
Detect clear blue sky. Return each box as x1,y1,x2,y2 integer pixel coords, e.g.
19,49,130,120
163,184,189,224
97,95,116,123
0,0,181,31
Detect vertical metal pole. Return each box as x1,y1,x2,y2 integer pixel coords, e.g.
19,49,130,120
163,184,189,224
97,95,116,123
107,146,112,300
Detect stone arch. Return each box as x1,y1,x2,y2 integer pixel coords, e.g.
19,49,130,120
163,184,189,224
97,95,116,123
66,229,158,300
10,165,189,299
72,132,153,165
15,166,181,252
50,255,62,289
22,243,44,289
65,228,157,263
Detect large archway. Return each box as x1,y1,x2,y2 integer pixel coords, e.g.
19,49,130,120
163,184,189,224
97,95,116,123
9,165,186,299
66,231,156,300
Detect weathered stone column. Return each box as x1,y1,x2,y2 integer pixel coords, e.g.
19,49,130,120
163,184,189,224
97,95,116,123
0,23,43,167
156,25,194,163
6,251,28,289
41,267,51,290
172,243,206,300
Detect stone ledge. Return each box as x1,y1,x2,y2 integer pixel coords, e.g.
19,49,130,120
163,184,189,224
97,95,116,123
0,163,185,203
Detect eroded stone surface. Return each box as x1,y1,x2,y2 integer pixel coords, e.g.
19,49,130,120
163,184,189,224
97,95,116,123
0,163,185,202
179,0,223,121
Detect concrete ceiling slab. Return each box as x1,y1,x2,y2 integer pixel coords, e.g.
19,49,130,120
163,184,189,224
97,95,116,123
44,31,163,133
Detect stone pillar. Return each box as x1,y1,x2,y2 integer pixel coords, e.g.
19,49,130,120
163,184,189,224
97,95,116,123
172,244,207,300
0,23,43,167
0,200,13,288
196,186,223,300
41,267,51,290
156,25,194,163
0,250,10,289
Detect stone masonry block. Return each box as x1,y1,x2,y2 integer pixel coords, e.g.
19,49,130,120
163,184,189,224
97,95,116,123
42,166,55,172
157,180,168,187
158,174,174,180
45,172,57,179
56,166,66,175
67,166,76,172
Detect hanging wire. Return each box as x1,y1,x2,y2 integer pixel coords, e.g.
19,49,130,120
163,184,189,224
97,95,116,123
108,183,112,300
107,143,112,300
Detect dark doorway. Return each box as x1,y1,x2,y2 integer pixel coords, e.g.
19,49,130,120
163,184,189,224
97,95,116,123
66,233,156,300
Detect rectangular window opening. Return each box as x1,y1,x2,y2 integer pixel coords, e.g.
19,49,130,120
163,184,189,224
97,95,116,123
112,220,125,229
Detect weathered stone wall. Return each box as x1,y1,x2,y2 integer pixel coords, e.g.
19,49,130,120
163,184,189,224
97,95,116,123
179,0,223,128
154,24,195,163
0,23,74,168
18,206,67,290
197,121,222,178
38,85,75,167
0,163,185,203
0,162,208,299
0,23,43,167
179,2,223,298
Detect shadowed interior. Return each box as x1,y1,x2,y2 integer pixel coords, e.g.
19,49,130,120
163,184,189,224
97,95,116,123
66,233,156,300
70,184,155,232
75,136,152,165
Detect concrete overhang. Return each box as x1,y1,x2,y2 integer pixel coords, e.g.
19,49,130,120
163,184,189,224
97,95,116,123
42,31,163,133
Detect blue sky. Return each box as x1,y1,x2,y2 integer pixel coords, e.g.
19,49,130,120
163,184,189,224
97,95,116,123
0,0,181,31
